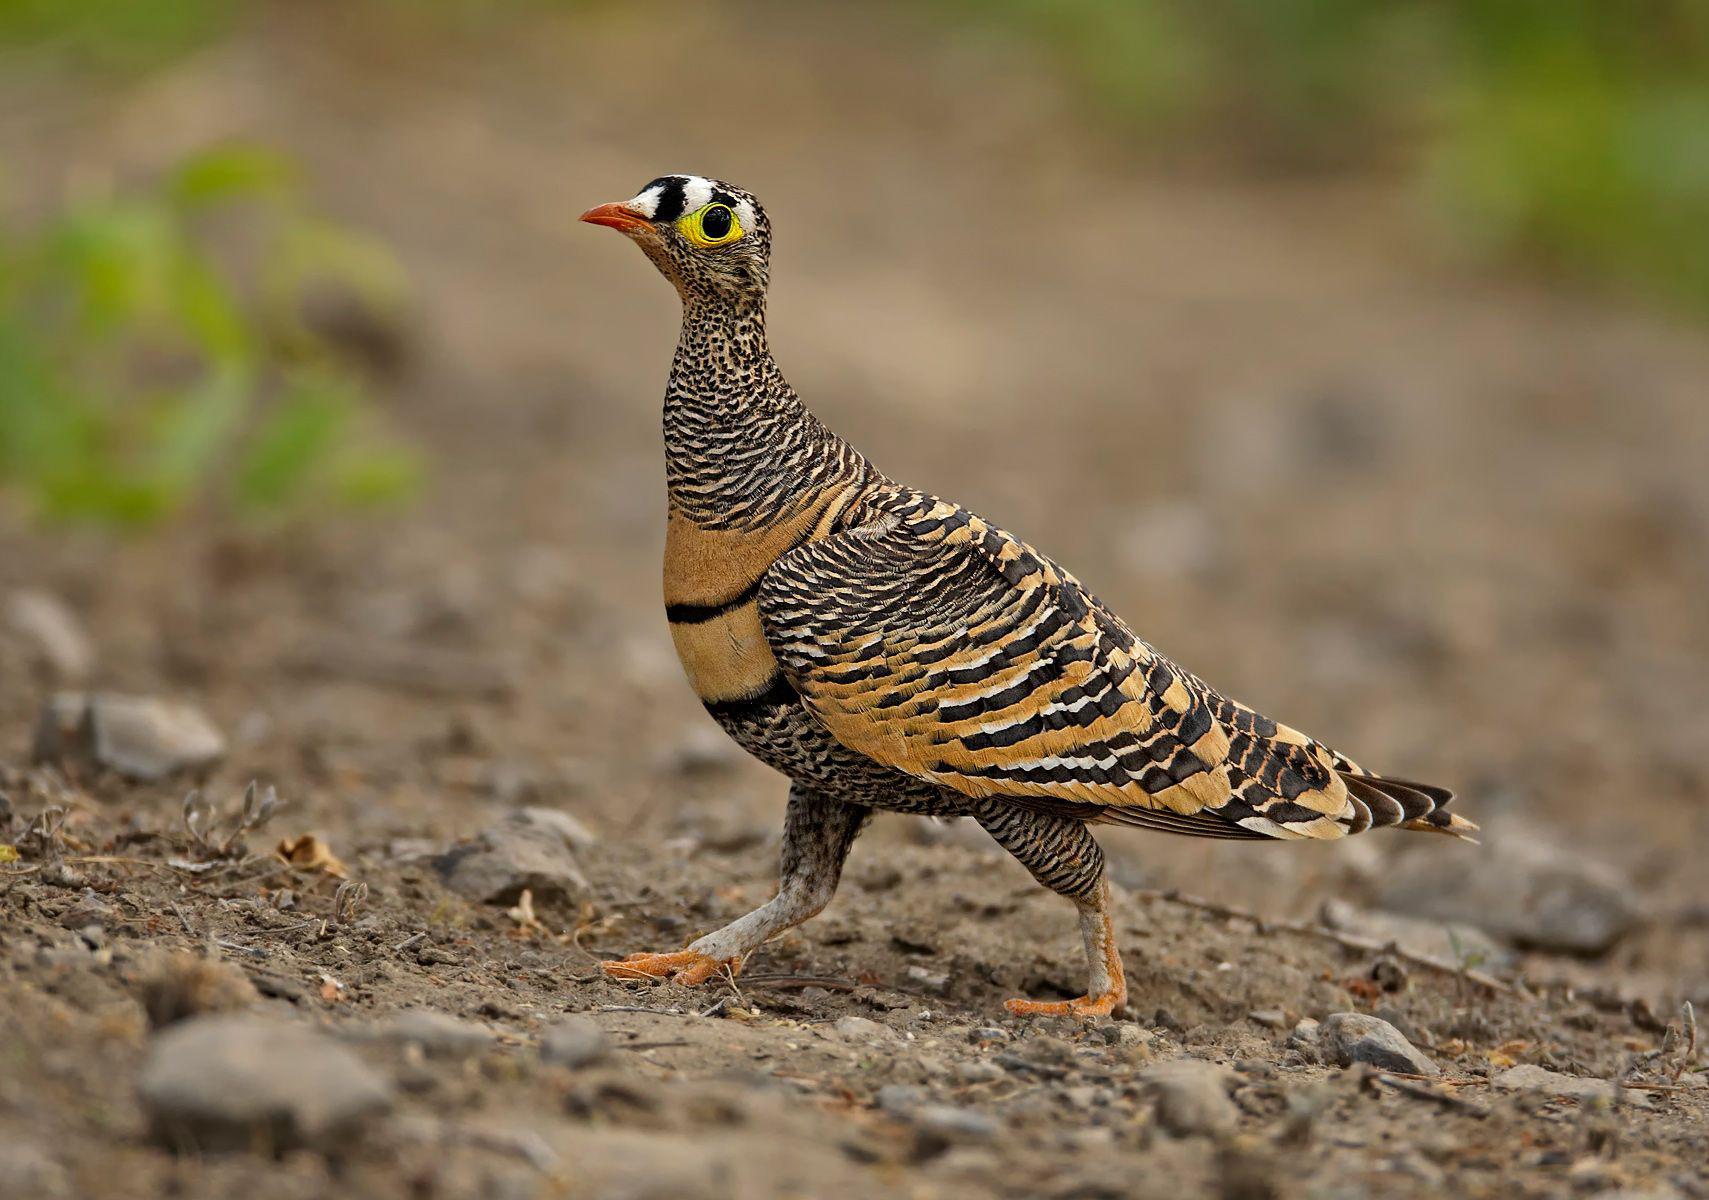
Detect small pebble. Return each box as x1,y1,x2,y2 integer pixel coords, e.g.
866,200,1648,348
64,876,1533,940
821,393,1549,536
875,1084,925,1113
911,1104,997,1140
1143,1060,1239,1138
1319,1013,1438,1077
952,1059,1004,1084
540,1017,610,1069
356,1009,496,1059
904,965,949,994
834,1015,896,1043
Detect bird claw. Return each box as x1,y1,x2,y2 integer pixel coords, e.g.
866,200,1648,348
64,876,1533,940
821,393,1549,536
601,949,738,987
1004,990,1123,1019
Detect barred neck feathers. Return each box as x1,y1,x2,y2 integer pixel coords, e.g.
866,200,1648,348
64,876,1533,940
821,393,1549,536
663,272,872,532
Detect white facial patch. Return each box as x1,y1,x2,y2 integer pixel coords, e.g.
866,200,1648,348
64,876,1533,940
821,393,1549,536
679,176,714,215
628,183,666,218
733,197,757,230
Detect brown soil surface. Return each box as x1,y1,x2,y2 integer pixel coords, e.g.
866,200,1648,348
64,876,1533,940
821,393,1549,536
2,5,1706,1198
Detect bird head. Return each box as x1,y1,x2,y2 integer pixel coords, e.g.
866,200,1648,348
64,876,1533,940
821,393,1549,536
581,175,770,307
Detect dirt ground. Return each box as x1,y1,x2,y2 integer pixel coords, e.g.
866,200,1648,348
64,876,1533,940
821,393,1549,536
2,4,1707,1198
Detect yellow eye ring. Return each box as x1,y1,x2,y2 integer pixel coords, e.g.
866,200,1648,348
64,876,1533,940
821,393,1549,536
678,202,743,248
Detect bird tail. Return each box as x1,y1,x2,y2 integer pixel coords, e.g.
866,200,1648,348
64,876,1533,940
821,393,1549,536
1338,771,1478,843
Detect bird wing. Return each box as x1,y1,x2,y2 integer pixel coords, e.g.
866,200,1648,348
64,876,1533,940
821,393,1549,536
759,490,1461,841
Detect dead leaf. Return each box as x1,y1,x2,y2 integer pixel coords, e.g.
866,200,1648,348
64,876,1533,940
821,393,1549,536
0,844,18,864
318,973,345,1003
276,834,349,878
507,888,546,936
1487,1039,1532,1068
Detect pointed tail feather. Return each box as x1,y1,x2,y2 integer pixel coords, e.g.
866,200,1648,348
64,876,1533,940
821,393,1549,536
1338,770,1477,842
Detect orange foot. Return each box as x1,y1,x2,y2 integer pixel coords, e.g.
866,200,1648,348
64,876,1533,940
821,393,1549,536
601,949,739,987
1005,990,1123,1019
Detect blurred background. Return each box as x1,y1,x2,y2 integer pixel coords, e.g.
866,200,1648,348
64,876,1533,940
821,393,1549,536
3,0,1707,993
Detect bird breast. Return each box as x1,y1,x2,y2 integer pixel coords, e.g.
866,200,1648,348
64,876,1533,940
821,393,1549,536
663,501,834,705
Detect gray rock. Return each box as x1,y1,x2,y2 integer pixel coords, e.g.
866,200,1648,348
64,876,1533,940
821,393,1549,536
34,693,225,782
1319,898,1512,967
875,1084,926,1114
56,888,115,932
540,1017,610,1069
352,1009,495,1058
512,805,597,850
137,953,258,1029
140,1014,391,1153
1492,1064,1639,1105
952,1058,1004,1084
1142,1060,1239,1137
1374,819,1639,955
911,1104,998,1140
833,1015,896,1042
1319,1013,1438,1076
904,965,949,994
6,590,93,682
432,810,591,905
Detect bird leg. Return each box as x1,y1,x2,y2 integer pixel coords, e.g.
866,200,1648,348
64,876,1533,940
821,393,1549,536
1004,882,1127,1017
975,805,1128,1018
602,786,867,987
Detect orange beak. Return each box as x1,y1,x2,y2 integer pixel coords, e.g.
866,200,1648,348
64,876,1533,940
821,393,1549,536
578,201,652,235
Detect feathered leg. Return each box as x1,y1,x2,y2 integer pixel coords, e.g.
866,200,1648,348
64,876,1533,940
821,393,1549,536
976,804,1127,1018
603,785,868,986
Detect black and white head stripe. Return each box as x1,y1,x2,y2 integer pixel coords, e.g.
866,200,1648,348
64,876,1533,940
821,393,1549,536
628,175,758,233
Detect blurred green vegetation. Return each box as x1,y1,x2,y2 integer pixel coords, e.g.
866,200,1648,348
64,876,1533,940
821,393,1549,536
1,0,1704,312
0,144,420,530
942,0,1709,311
0,0,233,70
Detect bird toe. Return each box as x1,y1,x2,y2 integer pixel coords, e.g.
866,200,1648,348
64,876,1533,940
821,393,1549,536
1004,990,1122,1019
601,949,737,987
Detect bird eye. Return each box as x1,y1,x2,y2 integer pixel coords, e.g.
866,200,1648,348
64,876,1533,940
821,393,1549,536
680,203,742,248
702,205,732,239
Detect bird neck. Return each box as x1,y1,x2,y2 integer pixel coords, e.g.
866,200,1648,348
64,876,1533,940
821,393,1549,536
664,298,872,530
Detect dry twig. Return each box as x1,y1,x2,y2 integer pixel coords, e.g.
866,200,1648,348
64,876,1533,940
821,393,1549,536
1374,1073,1489,1117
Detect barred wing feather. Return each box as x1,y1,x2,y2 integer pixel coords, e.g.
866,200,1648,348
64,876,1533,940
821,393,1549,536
758,491,1469,842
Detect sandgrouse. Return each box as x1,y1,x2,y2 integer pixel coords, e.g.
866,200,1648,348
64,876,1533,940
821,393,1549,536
582,175,1474,1018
